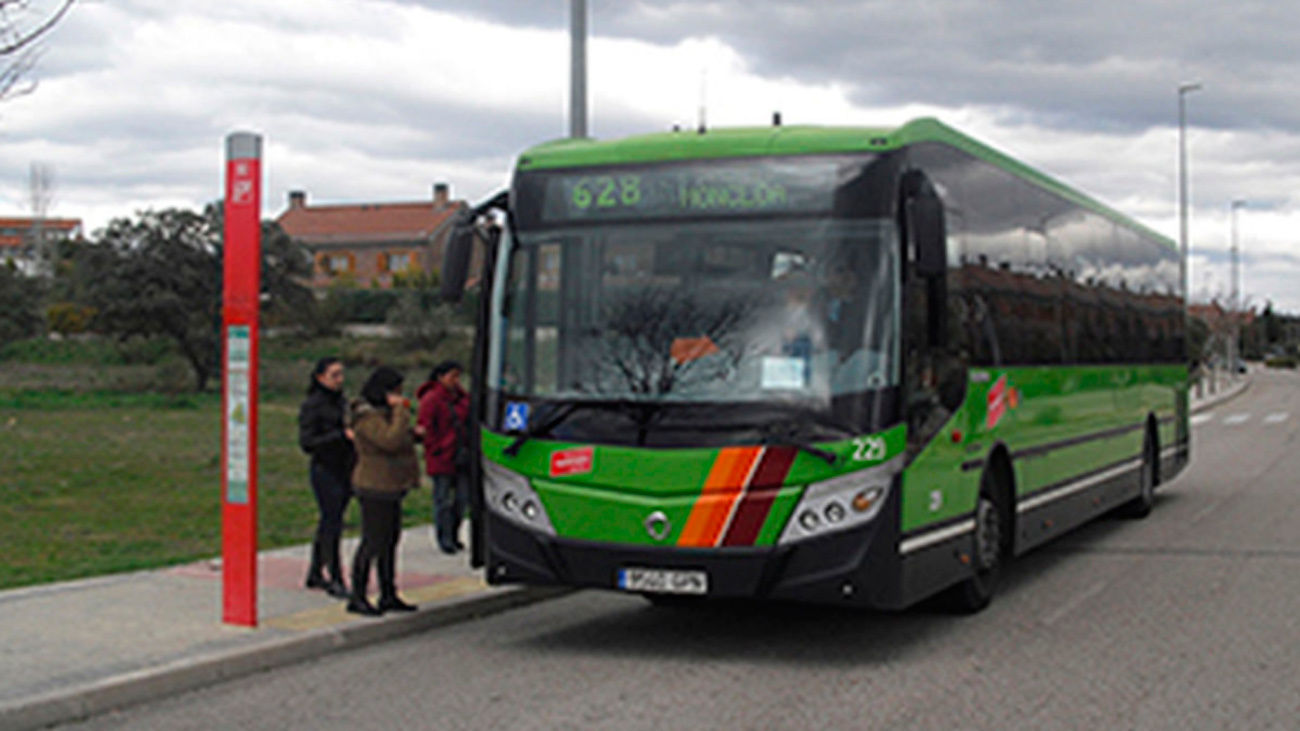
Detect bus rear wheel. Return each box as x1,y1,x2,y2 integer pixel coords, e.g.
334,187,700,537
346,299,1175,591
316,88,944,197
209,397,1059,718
1120,430,1158,519
946,473,1007,613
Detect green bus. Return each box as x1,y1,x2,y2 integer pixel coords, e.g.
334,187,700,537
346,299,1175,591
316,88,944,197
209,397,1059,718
441,117,1188,612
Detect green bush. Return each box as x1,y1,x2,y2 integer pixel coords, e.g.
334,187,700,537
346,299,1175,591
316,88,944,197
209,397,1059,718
46,302,98,336
290,290,349,338
0,335,173,366
340,339,387,367
1,337,119,364
0,389,211,410
153,358,195,394
340,289,400,323
115,337,173,365
0,266,44,344
386,292,452,353
259,358,314,396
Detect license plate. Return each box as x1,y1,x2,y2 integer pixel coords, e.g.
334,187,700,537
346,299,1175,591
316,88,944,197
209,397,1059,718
617,567,708,595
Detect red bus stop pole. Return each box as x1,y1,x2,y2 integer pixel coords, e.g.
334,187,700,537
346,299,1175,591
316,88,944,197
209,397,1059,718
221,132,262,627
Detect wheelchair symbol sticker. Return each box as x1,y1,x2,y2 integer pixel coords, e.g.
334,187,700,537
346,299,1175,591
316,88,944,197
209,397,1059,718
504,402,530,432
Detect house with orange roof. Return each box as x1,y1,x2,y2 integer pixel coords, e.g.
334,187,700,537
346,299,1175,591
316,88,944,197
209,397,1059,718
0,216,83,275
1190,301,1257,333
276,183,465,289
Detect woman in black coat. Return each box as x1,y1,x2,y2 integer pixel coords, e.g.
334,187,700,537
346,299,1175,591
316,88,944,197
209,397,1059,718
297,357,355,598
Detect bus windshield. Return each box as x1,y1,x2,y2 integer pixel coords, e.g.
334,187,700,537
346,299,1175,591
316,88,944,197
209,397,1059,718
493,218,899,410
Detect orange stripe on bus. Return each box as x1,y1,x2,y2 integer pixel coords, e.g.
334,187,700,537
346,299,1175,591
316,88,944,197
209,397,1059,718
677,447,762,547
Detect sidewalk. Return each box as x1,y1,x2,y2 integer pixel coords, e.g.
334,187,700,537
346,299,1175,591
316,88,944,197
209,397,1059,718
1190,367,1250,413
0,525,562,731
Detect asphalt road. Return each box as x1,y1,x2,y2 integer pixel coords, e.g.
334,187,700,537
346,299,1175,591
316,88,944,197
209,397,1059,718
65,371,1300,730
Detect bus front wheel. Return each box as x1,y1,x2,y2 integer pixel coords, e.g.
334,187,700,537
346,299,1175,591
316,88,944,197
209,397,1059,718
946,471,1007,613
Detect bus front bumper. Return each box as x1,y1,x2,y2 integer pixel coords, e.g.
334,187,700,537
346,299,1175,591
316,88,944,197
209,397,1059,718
482,513,905,608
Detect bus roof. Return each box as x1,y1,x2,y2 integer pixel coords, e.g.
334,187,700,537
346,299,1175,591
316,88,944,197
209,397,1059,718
516,118,1174,250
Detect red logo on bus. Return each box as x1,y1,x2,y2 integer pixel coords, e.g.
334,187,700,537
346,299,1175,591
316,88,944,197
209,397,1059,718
987,374,1009,430
550,446,594,478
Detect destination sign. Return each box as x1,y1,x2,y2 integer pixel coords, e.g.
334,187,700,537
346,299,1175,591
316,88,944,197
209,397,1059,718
526,159,843,224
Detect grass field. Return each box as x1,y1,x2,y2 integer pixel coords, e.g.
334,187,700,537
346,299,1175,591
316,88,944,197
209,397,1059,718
0,333,473,591
0,389,436,591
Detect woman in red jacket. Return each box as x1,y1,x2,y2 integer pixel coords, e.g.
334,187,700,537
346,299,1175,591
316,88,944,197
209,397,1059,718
417,361,470,554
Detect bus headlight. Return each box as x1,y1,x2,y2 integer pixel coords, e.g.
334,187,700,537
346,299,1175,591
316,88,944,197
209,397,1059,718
778,458,899,545
483,458,555,536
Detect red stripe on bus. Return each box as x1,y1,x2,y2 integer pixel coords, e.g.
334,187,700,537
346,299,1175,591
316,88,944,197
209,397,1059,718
721,447,798,546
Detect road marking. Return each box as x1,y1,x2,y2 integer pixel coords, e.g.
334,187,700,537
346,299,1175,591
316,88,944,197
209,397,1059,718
1189,502,1219,525
1264,412,1289,424
1190,413,1213,426
1223,413,1251,425
1041,580,1108,626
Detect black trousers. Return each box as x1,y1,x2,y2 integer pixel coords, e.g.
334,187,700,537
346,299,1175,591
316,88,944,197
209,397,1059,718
352,494,403,600
308,462,351,582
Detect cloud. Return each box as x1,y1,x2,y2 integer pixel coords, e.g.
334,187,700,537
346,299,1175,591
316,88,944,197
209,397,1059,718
3,0,1300,312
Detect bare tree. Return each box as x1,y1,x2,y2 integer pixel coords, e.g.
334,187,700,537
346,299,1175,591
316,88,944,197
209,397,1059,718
591,285,755,397
1,0,75,101
28,160,53,275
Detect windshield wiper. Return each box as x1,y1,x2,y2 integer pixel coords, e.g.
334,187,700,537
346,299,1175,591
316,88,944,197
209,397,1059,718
787,439,839,466
503,402,579,457
761,421,838,465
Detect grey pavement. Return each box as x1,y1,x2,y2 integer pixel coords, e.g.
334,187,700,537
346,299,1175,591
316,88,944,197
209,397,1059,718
0,523,560,731
0,369,1253,731
1189,364,1249,412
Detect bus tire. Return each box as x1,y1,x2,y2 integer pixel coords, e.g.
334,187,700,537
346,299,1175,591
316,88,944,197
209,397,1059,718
945,467,1008,614
1120,427,1158,519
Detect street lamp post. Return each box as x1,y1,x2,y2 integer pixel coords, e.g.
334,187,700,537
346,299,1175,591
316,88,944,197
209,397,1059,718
1178,82,1202,346
1231,199,1246,371
569,0,588,139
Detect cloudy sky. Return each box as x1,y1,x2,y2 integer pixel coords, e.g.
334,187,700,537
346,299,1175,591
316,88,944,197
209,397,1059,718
2,0,1298,310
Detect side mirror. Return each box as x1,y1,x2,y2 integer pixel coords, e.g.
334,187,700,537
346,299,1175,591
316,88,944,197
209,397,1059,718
904,183,949,348
440,213,475,303
909,193,947,278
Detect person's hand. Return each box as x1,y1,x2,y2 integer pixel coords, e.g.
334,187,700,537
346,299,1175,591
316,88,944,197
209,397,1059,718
344,428,355,441
413,424,427,437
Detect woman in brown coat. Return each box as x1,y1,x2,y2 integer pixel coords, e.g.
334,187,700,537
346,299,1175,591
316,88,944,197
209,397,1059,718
346,366,422,616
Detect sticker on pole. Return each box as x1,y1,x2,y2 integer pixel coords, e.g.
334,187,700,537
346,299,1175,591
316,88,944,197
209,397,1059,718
225,326,251,504
230,161,255,206
232,179,254,205
549,446,594,478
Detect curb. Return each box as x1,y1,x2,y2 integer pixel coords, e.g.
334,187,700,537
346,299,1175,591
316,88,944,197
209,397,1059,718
1190,376,1250,414
0,585,568,731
